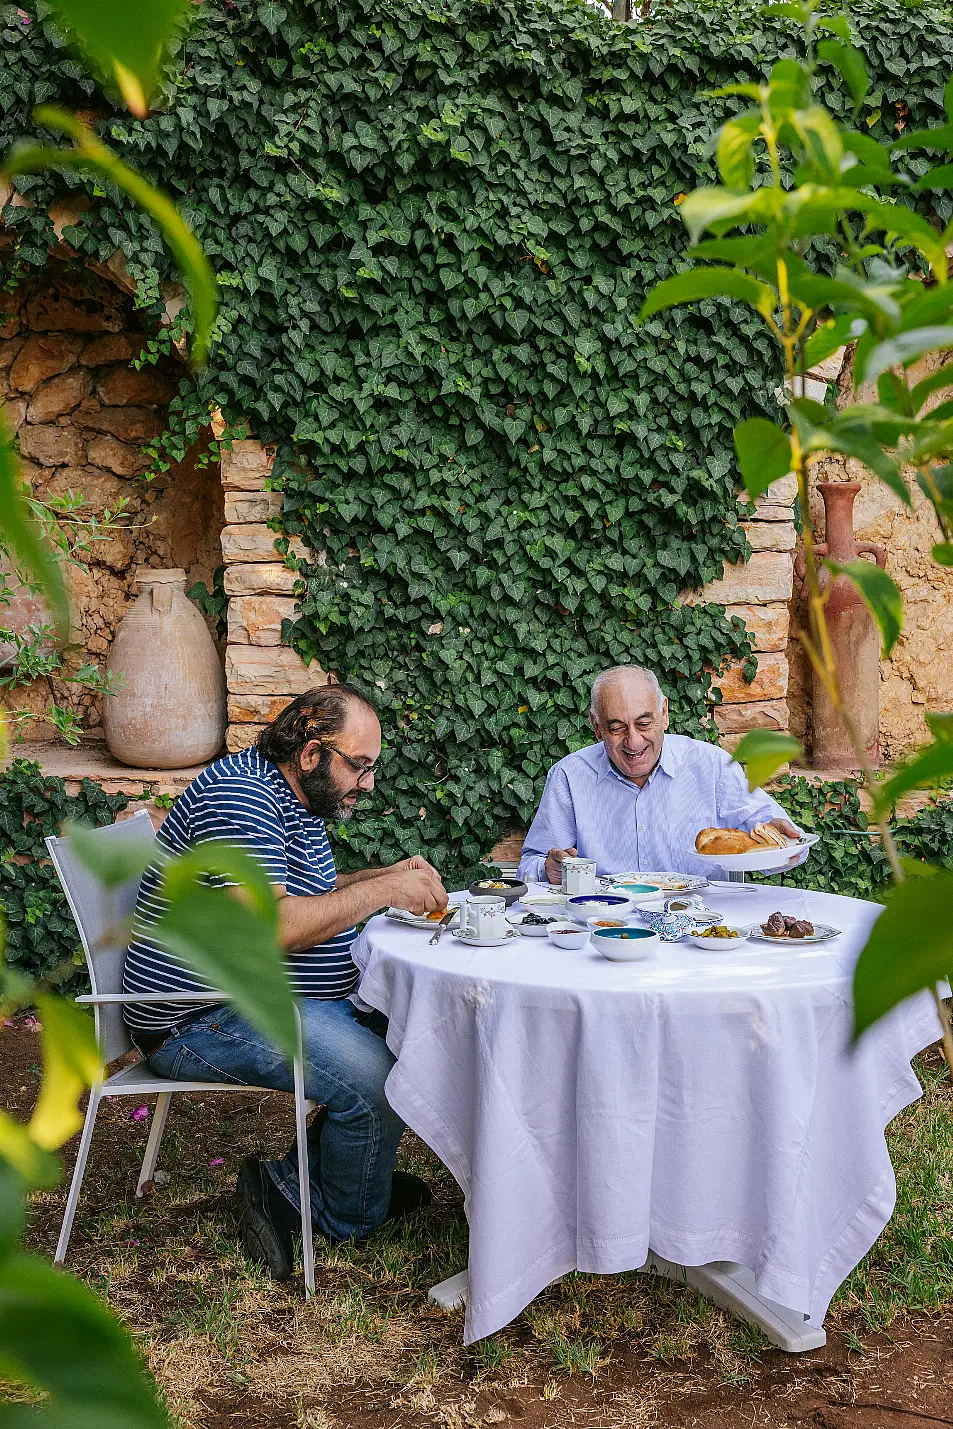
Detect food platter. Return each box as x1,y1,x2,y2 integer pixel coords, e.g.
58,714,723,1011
748,921,840,945
693,833,820,873
386,906,461,930
608,871,709,893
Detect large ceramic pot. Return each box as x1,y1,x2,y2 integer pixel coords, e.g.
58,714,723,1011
795,482,886,770
103,567,226,768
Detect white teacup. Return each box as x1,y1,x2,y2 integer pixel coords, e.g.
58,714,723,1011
561,857,597,896
465,895,507,940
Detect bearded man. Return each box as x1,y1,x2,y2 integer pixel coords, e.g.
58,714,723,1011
123,683,447,1277
518,665,804,885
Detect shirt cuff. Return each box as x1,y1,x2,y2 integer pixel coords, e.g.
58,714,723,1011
518,853,548,884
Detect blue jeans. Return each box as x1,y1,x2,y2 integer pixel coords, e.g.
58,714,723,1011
147,998,405,1240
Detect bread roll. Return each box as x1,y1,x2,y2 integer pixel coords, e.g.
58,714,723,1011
751,822,788,849
694,827,760,855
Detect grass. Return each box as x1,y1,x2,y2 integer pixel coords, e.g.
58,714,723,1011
12,1046,953,1427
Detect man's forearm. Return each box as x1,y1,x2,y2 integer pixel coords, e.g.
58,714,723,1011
336,866,392,889
279,879,396,952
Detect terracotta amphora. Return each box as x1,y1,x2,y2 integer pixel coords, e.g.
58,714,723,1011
795,482,886,770
103,567,226,768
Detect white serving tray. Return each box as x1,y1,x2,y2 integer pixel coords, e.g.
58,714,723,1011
693,832,819,873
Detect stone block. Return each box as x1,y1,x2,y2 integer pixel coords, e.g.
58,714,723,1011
723,603,790,652
24,275,125,333
712,653,789,705
226,723,266,753
226,644,319,696
221,439,276,490
17,424,85,468
227,595,298,646
87,434,149,477
713,698,790,735
96,366,177,406
787,375,828,403
228,693,300,724
808,347,847,382
0,337,24,372
744,503,795,522
10,334,85,392
689,551,794,607
78,405,164,441
224,490,284,524
223,563,300,596
80,333,143,366
741,520,796,552
26,369,91,423
221,524,307,564
0,290,21,340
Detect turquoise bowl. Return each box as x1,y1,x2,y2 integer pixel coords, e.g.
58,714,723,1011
611,882,657,898
592,926,659,962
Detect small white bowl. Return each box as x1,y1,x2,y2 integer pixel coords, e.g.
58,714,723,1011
591,926,659,961
690,926,750,951
546,921,591,950
566,893,635,925
585,915,628,932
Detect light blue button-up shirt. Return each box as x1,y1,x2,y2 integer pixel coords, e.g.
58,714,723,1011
517,734,796,881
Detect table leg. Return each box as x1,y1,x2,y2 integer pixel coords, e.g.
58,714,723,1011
638,1253,826,1353
428,1260,827,1353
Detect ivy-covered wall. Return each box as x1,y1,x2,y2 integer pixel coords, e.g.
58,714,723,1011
3,0,953,874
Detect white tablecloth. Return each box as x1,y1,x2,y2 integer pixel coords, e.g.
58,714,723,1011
352,885,942,1344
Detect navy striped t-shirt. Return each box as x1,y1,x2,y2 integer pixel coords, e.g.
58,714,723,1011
122,746,358,1032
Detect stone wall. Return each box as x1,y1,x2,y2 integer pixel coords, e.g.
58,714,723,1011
219,436,320,752
1,265,225,739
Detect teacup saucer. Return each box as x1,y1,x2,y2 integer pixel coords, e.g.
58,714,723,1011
451,928,519,948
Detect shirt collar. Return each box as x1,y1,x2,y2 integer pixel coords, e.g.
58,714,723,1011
597,734,677,787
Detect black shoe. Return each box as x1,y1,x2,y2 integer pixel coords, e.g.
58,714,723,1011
235,1157,294,1280
386,1170,432,1222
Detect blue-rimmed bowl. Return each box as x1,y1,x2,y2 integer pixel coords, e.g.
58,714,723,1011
592,926,659,962
566,893,634,925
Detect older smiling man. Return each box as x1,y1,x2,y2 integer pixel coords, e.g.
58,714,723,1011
518,665,802,884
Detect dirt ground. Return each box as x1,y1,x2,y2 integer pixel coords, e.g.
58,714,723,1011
5,1020,953,1429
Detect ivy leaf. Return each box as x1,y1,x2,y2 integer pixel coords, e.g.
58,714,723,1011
639,267,776,322
826,560,903,657
731,730,803,792
852,871,953,1040
43,0,191,117
733,418,792,501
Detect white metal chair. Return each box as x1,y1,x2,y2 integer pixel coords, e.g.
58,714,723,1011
46,808,316,1293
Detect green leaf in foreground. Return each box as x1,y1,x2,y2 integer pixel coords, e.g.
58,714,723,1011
0,411,68,643
65,819,158,890
45,0,191,117
852,870,953,1040
154,842,296,1061
29,995,102,1152
0,1254,165,1426
862,325,953,384
638,266,777,322
817,38,869,108
827,560,903,656
731,729,803,792
933,542,953,566
733,418,792,501
4,108,217,364
872,741,953,816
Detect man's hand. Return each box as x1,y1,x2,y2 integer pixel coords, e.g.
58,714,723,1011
768,818,807,870
394,854,442,879
386,863,448,916
544,846,578,886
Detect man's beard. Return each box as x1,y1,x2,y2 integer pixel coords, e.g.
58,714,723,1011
296,753,356,821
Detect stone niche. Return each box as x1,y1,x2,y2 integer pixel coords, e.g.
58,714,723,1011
0,264,225,738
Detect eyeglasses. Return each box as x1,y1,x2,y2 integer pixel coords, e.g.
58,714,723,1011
322,742,378,786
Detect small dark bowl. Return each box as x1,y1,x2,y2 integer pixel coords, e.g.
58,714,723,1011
468,877,529,907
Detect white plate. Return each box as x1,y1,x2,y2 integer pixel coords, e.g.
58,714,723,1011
689,926,755,951
612,871,709,892
386,907,460,930
519,891,567,907
450,928,519,948
748,921,840,945
693,833,819,873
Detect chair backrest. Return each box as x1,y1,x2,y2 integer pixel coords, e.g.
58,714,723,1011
45,808,157,1063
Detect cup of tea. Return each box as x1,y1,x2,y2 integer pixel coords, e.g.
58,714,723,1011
561,857,597,896
465,896,507,940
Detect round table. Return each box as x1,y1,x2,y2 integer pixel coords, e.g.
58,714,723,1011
351,883,941,1346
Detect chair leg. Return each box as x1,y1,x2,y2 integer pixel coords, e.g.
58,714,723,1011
136,1091,172,1197
292,1008,315,1297
54,1084,102,1266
